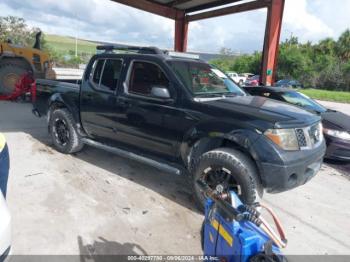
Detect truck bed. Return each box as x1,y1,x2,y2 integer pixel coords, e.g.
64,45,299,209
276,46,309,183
34,79,80,118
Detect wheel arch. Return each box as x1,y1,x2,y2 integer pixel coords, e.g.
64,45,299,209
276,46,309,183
183,130,264,193
47,95,85,136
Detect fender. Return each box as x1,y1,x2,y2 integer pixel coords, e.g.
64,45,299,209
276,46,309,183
180,120,263,169
47,92,80,125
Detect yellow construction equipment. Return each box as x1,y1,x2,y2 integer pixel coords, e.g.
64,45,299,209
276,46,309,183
0,32,55,95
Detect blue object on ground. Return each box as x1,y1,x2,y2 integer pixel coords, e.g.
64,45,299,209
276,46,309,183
202,191,283,262
0,135,9,198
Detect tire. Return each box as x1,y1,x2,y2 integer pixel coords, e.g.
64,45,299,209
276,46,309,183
192,148,261,212
0,63,26,95
49,108,84,154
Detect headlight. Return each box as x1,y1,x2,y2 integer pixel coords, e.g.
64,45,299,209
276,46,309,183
324,128,350,140
264,128,299,151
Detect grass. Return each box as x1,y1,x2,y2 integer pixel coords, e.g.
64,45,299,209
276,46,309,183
300,89,350,103
45,34,98,55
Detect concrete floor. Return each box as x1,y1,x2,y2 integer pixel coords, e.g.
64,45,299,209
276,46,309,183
316,100,350,113
0,101,349,256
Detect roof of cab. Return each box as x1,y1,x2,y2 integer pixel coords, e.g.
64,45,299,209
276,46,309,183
95,45,204,63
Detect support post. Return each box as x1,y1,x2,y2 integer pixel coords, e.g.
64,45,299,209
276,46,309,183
261,0,285,86
174,12,188,52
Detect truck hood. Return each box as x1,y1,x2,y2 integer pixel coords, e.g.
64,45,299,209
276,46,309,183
200,95,319,129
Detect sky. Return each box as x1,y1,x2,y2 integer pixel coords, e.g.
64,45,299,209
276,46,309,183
0,0,349,54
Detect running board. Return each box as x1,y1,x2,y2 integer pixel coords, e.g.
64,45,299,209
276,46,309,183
82,138,182,175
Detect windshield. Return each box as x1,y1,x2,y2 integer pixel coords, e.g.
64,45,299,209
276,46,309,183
281,91,327,113
168,61,246,97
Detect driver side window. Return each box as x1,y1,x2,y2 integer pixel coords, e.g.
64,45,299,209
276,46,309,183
128,61,169,97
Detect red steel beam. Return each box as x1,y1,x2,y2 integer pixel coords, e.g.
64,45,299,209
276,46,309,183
111,0,284,84
187,0,270,22
111,0,177,19
261,0,285,86
174,12,189,52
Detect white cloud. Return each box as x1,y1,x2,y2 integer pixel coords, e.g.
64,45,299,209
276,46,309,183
281,0,335,42
188,9,267,53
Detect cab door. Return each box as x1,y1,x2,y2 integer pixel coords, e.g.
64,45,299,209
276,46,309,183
80,58,124,142
112,60,180,158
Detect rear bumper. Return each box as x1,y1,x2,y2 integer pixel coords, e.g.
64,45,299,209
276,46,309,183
325,136,350,161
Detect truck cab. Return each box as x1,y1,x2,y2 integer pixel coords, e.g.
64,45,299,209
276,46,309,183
33,46,326,210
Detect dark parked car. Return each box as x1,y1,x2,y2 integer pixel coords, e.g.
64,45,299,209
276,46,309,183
244,75,260,86
244,86,350,161
32,46,325,210
274,79,303,89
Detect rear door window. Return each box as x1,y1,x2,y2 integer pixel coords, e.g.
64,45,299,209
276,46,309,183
92,60,104,85
91,59,123,92
100,59,123,91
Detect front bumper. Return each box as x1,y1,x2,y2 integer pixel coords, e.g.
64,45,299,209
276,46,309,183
251,136,326,193
325,135,350,161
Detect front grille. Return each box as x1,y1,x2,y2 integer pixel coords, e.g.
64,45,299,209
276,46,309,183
296,128,307,147
295,123,322,150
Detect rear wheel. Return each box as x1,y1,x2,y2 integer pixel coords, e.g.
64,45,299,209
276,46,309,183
49,108,84,154
0,63,26,95
193,148,261,212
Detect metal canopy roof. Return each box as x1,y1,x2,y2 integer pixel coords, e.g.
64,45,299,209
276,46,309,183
149,0,244,13
112,0,270,20
110,0,284,86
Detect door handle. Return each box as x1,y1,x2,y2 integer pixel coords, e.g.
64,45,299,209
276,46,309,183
118,99,129,106
84,94,93,101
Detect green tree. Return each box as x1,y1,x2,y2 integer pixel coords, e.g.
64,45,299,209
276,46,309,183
336,29,350,61
0,15,51,53
315,38,336,56
210,29,350,91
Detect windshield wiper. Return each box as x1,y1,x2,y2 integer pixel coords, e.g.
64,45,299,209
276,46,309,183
224,93,238,97
195,93,226,98
195,92,237,98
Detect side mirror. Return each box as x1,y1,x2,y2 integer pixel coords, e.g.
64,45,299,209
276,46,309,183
151,86,171,99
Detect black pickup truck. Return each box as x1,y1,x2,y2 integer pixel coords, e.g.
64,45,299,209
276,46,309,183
33,46,326,210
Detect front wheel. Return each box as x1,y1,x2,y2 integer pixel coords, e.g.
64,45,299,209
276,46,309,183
49,108,84,154
192,148,261,212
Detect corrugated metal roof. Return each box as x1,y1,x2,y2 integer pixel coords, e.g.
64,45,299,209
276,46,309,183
147,0,243,12
111,0,267,20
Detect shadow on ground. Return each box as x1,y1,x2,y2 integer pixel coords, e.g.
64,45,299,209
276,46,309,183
0,101,199,213
324,159,350,179
78,236,147,262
